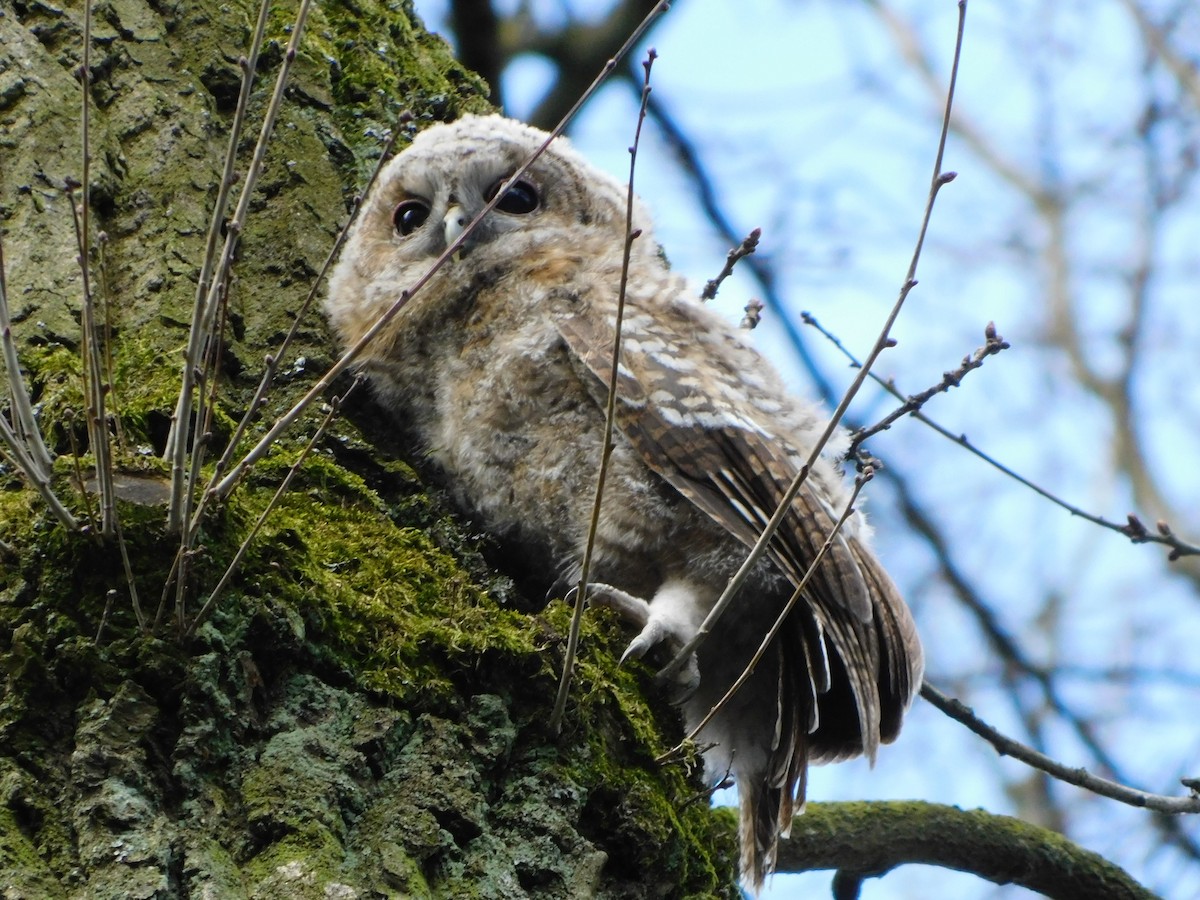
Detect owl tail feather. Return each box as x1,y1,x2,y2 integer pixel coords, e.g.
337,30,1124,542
737,773,777,897
736,648,812,895
737,762,808,896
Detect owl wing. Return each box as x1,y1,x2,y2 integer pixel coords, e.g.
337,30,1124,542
556,306,920,760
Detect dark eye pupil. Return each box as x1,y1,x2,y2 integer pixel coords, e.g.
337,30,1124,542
393,200,430,235
488,179,539,214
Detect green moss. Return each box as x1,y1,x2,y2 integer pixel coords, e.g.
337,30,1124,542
239,824,347,894
315,0,493,169
0,0,738,892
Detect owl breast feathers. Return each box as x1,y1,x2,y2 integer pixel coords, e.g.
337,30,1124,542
325,113,923,894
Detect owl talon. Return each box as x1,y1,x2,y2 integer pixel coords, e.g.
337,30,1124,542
571,582,652,627
577,582,701,701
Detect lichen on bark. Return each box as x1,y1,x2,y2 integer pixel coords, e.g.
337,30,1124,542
0,0,739,896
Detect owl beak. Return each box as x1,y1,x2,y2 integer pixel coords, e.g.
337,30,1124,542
443,205,470,255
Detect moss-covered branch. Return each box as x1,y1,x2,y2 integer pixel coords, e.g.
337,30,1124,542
741,800,1158,900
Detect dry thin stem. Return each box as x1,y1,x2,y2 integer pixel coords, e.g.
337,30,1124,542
662,468,874,761
921,682,1200,815
69,192,115,535
847,320,1010,452
658,0,968,683
95,589,117,643
210,1,670,503
183,379,359,638
164,0,270,520
75,3,115,537
1,231,76,526
189,126,403,532
700,227,761,301
183,276,230,532
549,48,658,734
153,550,182,631
166,0,307,531
95,233,126,454
0,415,78,528
0,238,56,480
114,515,146,632
64,411,97,526
802,311,1200,561
69,192,115,536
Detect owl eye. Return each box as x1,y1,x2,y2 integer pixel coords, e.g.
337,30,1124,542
486,178,540,214
393,199,431,236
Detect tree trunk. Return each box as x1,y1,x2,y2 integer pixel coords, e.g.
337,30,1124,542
0,0,740,896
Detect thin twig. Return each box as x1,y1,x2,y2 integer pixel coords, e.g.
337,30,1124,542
0,235,56,479
95,589,117,642
113,514,146,632
166,0,306,531
74,3,115,537
740,298,764,330
64,410,96,528
164,0,271,520
1,234,78,523
802,311,1200,561
153,550,182,631
183,379,360,638
658,0,968,683
549,47,658,734
888,465,1200,862
921,682,1200,815
0,415,78,529
700,227,761,301
847,321,1010,452
95,231,125,453
210,1,671,503
639,88,835,404
189,125,404,531
69,186,115,536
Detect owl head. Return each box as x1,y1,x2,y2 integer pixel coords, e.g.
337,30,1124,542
325,114,655,352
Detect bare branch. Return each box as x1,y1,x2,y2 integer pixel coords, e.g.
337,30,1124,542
921,682,1200,815
639,89,835,402
0,414,78,530
550,47,658,734
847,321,1010,452
700,227,760,301
186,127,404,535
0,238,56,481
663,465,874,759
166,0,309,531
772,800,1161,900
739,298,764,331
73,4,115,537
516,0,669,131
184,379,361,638
803,312,1200,560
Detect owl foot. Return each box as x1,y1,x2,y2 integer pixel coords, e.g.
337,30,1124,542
572,582,702,702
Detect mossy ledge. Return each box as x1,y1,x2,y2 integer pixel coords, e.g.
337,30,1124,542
0,0,738,895
0,450,739,897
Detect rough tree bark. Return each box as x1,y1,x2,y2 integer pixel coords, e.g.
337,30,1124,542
0,0,738,896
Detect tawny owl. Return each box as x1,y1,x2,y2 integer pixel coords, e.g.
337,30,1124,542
325,114,923,893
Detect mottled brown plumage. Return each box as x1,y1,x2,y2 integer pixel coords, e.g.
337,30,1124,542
325,114,923,893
